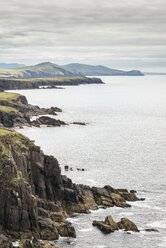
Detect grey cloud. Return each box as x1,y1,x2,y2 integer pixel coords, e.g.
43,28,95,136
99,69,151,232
0,0,165,70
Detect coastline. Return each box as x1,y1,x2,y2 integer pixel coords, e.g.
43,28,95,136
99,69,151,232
0,76,104,91
0,90,145,248
0,128,143,248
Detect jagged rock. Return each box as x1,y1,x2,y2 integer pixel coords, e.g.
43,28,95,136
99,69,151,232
55,221,76,238
20,238,58,248
92,215,119,234
0,92,63,128
117,218,139,232
92,221,115,234
110,193,131,208
31,116,67,127
93,216,139,234
50,213,65,222
105,216,119,231
0,234,13,248
38,218,59,240
0,129,142,241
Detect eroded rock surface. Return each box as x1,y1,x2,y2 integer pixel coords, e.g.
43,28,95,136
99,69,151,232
0,129,142,242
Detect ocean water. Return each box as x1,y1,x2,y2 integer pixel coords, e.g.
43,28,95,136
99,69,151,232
13,76,166,248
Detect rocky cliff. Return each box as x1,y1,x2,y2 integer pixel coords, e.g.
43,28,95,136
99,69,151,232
0,77,103,91
0,129,143,243
0,92,63,128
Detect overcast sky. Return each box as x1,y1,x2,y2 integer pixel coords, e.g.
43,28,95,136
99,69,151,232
0,0,165,71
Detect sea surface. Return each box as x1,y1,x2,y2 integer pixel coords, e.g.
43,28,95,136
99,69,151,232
13,76,166,248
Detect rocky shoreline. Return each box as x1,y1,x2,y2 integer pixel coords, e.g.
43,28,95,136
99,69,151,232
0,92,88,129
0,90,150,248
0,128,144,247
0,77,104,91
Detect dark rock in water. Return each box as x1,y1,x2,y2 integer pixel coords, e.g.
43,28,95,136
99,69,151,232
72,122,87,126
117,218,139,232
105,216,119,231
77,168,85,171
31,116,67,127
64,165,69,171
50,107,62,113
92,221,115,234
144,228,159,232
92,215,119,234
93,216,139,234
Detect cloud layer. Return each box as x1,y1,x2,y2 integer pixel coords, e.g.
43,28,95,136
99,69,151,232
0,0,165,70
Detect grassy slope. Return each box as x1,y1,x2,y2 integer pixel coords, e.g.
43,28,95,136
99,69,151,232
0,92,21,114
0,129,29,158
0,106,18,113
0,62,74,78
0,76,84,82
0,92,20,102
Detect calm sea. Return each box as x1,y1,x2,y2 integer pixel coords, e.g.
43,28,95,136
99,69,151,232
13,76,166,248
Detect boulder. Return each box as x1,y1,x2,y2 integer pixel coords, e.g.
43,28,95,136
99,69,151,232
117,218,139,232
55,221,76,238
110,193,131,208
38,218,59,240
105,216,119,231
93,216,139,234
92,221,114,234
92,215,119,234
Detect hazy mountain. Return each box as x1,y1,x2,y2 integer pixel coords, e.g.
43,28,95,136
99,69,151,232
0,63,26,69
0,62,144,78
0,62,79,78
62,63,144,76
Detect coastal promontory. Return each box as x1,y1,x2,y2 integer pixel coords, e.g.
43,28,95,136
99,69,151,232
0,128,143,246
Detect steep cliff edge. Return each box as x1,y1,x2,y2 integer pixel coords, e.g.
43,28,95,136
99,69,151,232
0,129,143,242
0,77,104,91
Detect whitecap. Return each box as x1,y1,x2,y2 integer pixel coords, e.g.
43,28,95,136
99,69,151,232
87,179,97,184
130,201,161,210
80,228,93,232
147,221,166,229
118,212,134,216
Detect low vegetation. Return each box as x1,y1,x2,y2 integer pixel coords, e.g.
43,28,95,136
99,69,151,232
0,92,20,102
0,105,18,113
0,129,29,156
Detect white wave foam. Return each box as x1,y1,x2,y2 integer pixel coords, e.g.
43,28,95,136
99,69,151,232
131,201,161,210
80,228,93,232
147,221,166,229
118,212,134,216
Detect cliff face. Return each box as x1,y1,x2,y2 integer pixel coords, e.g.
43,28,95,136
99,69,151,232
0,129,142,241
0,92,63,128
0,77,104,91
